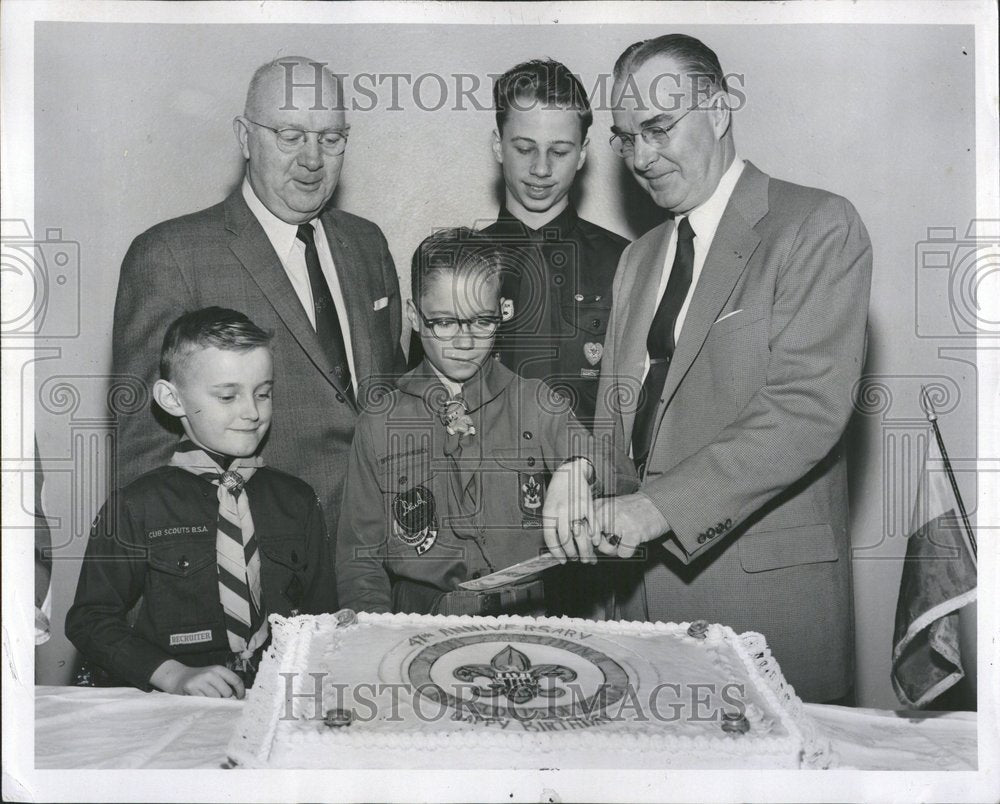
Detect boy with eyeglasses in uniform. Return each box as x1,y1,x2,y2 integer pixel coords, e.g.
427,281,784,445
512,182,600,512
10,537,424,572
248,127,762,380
337,229,610,617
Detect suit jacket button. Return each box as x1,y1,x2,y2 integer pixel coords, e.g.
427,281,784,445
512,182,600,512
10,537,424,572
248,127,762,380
526,456,536,467
398,475,407,486
706,527,716,539
725,518,732,528
471,571,482,580
717,522,726,533
178,556,189,569
697,534,707,544
336,393,346,403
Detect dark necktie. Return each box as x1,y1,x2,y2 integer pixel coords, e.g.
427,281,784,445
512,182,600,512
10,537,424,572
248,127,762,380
296,223,355,404
631,216,695,472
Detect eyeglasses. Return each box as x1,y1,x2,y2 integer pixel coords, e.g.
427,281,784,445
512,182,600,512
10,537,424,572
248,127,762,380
609,95,716,158
415,304,502,340
244,118,350,155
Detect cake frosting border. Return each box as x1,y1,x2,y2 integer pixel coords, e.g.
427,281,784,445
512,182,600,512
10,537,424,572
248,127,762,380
228,611,831,769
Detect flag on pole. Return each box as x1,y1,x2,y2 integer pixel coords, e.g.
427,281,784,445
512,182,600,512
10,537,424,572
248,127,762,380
891,426,977,708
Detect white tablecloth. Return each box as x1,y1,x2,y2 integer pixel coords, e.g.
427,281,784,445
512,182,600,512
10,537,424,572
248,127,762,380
33,686,977,771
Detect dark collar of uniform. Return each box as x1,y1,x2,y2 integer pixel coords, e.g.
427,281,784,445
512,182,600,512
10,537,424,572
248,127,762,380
493,203,579,240
397,357,516,414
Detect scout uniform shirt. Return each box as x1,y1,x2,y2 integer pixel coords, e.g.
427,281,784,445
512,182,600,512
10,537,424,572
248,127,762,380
336,357,607,615
66,465,332,690
486,205,628,429
408,206,629,430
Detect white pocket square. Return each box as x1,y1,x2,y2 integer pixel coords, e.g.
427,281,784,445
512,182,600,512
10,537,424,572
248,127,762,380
715,309,742,324
372,296,389,311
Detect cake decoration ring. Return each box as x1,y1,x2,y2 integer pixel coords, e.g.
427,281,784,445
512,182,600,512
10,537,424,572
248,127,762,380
334,609,358,627
324,708,354,728
721,711,751,734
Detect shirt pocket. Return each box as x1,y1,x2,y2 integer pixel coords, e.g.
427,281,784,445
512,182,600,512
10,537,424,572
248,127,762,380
560,296,613,340
259,534,310,611
377,458,439,555
493,447,548,524
146,536,219,636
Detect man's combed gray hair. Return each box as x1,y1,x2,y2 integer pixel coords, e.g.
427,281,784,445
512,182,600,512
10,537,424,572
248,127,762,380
614,33,728,96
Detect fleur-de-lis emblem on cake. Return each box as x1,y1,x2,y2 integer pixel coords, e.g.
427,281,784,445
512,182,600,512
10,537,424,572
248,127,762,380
453,644,577,704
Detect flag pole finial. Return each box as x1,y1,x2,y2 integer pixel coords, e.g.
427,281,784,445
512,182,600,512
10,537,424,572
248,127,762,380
920,385,938,422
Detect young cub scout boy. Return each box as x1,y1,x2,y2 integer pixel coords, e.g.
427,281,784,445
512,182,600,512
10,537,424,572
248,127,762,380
337,229,608,616
67,308,331,697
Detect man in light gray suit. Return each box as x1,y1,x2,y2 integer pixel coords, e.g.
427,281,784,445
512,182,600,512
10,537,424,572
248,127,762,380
543,35,872,703
112,58,404,607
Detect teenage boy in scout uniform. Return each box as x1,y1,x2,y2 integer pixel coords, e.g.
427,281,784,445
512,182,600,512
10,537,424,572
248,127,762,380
409,59,628,431
67,308,331,697
337,229,608,617
407,60,630,618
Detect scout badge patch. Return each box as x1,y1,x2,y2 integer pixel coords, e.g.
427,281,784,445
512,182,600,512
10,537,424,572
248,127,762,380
392,485,438,555
501,298,515,322
520,473,545,516
583,342,604,366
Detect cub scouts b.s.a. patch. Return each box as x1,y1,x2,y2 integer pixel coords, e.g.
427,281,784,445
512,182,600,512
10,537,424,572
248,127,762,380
392,485,438,555
519,473,545,517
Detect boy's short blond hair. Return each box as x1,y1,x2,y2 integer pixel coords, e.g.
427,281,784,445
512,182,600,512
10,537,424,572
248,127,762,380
159,306,272,382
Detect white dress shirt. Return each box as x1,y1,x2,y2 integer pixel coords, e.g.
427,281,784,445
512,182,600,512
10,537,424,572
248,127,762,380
642,157,746,382
242,179,357,392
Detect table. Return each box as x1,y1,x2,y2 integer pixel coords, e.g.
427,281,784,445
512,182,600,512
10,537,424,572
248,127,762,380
32,686,977,770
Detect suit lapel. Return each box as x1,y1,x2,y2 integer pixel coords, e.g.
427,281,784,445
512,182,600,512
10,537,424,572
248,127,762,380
617,221,671,440
320,212,372,380
223,191,351,400
658,162,770,412
320,211,376,410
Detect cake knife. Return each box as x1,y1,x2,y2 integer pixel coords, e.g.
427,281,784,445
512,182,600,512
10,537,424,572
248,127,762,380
457,553,562,591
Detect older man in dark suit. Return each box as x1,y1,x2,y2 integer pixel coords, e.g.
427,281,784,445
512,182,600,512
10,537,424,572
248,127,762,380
112,58,405,606
543,35,872,703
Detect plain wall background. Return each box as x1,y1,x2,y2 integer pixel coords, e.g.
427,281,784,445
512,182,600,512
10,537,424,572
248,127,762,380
32,22,978,709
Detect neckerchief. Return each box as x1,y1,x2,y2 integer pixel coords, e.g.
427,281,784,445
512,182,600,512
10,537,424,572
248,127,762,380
169,439,268,661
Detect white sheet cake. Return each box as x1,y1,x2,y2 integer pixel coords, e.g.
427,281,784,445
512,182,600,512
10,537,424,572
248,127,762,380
228,611,831,769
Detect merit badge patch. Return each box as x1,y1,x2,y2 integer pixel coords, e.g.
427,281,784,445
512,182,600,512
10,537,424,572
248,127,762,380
501,298,515,322
392,484,438,555
583,342,604,366
519,473,545,516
